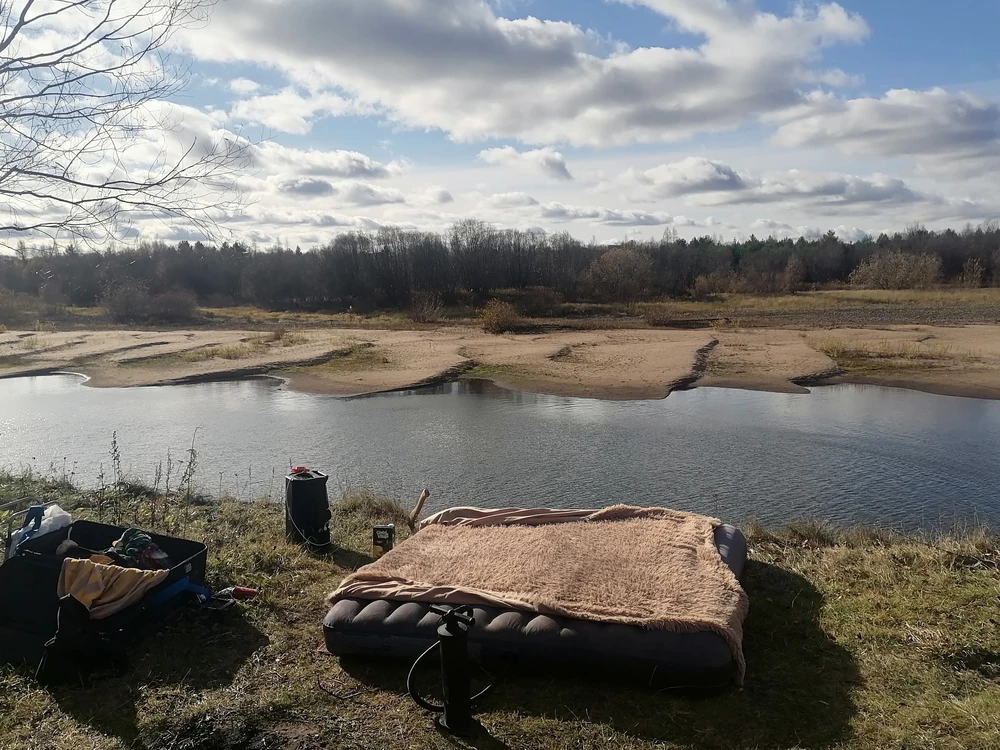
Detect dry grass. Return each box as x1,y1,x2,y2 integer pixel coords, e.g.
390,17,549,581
15,335,40,351
3,474,1000,749
5,287,998,339
642,288,1000,316
818,288,1000,307
177,331,309,362
202,306,419,331
807,335,983,374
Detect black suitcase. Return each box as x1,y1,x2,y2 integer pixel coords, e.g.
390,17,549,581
0,519,207,669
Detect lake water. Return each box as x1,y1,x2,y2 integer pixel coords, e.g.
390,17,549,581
1,374,998,530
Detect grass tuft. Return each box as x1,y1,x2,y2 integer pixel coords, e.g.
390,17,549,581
177,331,310,362
807,335,983,375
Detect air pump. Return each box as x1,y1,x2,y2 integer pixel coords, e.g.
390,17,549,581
406,604,498,737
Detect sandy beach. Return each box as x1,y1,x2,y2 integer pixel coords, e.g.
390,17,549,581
3,323,1000,400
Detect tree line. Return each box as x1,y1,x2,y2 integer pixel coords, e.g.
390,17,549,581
2,220,999,319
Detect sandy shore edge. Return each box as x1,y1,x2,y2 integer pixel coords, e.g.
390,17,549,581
2,325,999,401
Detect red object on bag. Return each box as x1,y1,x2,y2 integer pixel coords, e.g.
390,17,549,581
291,466,309,474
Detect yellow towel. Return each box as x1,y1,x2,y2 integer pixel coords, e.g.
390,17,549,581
58,558,169,620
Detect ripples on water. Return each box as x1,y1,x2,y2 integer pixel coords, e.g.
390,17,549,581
1,374,998,529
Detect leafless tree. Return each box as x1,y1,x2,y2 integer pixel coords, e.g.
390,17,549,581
0,0,251,245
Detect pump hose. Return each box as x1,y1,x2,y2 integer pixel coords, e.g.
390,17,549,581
406,641,500,713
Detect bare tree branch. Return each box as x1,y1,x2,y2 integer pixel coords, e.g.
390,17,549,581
0,0,251,245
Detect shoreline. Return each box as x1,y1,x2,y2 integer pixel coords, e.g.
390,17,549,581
4,360,999,404
2,323,1000,402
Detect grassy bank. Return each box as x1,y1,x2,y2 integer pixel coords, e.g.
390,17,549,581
4,287,1000,334
2,474,1000,749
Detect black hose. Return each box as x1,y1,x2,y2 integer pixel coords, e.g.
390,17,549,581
406,642,500,712
469,668,500,703
407,641,444,712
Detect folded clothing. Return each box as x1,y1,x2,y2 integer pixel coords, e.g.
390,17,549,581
57,558,168,620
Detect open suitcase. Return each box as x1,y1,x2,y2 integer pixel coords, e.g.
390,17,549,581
0,507,207,673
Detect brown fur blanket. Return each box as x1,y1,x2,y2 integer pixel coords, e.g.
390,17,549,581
329,505,749,681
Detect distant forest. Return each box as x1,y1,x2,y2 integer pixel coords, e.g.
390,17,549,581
2,220,999,318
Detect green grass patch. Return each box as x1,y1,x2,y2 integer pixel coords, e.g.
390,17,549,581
0,354,29,369
279,343,392,376
464,363,540,381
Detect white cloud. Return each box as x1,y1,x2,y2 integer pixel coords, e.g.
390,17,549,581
255,144,404,179
15,0,999,246
186,0,869,147
234,207,386,231
268,177,404,206
230,88,364,135
771,88,1000,175
486,192,540,208
274,176,335,197
228,77,261,95
337,182,406,206
607,157,746,197
540,203,672,226
602,157,994,222
478,146,574,181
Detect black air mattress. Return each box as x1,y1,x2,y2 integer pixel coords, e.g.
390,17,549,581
324,524,747,688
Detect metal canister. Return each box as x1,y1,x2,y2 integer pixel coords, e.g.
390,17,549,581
284,467,331,552
373,524,395,558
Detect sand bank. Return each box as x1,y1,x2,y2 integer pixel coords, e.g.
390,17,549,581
2,324,999,400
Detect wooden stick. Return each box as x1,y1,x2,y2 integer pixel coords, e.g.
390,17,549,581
408,489,430,530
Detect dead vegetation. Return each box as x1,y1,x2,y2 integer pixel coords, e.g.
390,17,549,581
807,335,983,374
177,329,309,362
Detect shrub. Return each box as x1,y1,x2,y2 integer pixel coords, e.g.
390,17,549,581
516,286,563,317
148,290,198,323
958,258,985,289
849,251,941,290
407,291,443,323
488,287,564,317
738,269,784,294
203,293,238,308
642,306,676,326
102,280,151,323
39,283,68,314
691,272,737,299
782,256,806,293
480,299,521,334
0,290,40,326
584,248,654,303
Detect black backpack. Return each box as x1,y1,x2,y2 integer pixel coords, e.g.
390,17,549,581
35,595,129,685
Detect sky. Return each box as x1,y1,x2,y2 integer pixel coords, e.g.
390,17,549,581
14,0,1000,247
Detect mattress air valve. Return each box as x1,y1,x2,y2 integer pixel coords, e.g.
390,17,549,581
406,604,498,738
